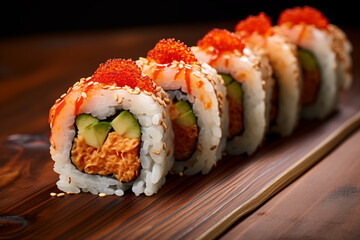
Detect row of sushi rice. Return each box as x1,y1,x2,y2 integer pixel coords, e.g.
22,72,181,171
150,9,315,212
49,6,352,196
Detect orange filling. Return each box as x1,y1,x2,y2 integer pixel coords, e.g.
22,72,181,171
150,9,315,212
270,78,278,124
227,97,243,139
301,69,321,105
172,123,198,161
169,102,198,161
71,132,140,182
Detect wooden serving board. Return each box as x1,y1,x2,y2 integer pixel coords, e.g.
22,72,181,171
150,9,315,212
1,26,360,240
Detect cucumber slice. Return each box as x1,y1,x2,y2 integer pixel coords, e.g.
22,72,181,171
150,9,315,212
75,114,99,131
227,80,243,105
110,111,141,139
174,110,197,127
174,100,192,116
78,122,112,149
219,73,233,86
298,49,319,72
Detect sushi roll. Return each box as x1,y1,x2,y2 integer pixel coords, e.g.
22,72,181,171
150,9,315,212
274,6,353,119
192,29,271,155
49,59,174,196
235,13,301,136
137,38,228,175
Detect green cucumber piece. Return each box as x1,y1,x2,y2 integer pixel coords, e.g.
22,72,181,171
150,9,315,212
227,80,243,105
174,100,192,116
174,110,197,127
298,49,319,72
110,111,141,139
75,114,99,131
78,122,112,149
219,73,233,86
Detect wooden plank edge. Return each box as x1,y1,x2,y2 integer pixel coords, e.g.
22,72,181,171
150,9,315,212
198,111,360,240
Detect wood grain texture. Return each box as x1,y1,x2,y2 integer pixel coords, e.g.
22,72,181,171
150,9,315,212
0,24,359,240
221,128,360,240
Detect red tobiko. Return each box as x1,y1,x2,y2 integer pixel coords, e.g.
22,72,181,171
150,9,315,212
147,38,197,65
197,29,245,54
278,6,328,29
235,12,273,37
90,58,156,94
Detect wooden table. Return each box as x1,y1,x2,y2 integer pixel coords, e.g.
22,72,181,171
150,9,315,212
1,22,359,239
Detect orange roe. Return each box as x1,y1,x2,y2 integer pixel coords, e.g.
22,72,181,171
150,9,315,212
278,6,328,29
90,59,156,94
197,29,245,54
235,12,273,38
147,38,197,65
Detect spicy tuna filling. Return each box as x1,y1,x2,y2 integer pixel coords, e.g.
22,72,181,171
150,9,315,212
169,99,198,161
70,112,141,182
298,48,321,105
219,73,244,138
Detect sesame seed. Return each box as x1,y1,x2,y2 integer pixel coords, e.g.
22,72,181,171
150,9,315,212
57,193,65,197
151,94,157,102
50,141,56,149
143,90,151,96
152,150,161,155
179,172,184,177
126,88,133,94
114,93,118,101
178,63,184,69
169,63,177,69
155,86,162,92
161,91,166,99
85,76,92,81
210,145,217,150
67,192,75,195
193,71,202,78
167,149,171,156
213,162,217,167
162,122,167,132
60,93,66,99
197,145,202,152
164,98,171,105
157,98,165,106
87,81,94,86
162,110,166,119
98,193,107,197
117,97,123,104
81,92,87,98
50,192,57,197
184,64,192,69
67,177,71,184
163,142,166,150
223,54,230,59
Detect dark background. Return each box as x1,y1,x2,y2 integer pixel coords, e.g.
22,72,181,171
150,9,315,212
1,1,358,38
